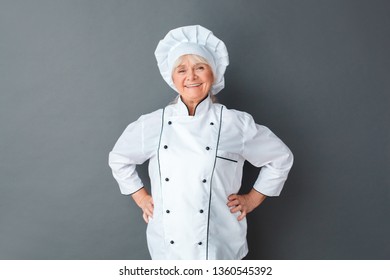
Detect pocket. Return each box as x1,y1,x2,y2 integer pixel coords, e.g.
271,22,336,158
213,152,241,195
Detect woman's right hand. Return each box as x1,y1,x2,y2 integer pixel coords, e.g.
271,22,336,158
131,188,154,223
139,195,154,223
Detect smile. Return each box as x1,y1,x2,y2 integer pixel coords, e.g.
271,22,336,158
185,83,202,88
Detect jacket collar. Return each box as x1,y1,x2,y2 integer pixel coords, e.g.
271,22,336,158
175,95,212,116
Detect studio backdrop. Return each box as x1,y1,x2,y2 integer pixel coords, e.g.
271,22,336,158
0,0,389,259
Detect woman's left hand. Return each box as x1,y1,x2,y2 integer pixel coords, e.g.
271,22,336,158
227,189,267,221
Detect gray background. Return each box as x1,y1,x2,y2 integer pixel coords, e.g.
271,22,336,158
1,0,389,260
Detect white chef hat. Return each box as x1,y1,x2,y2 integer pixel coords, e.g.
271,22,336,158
154,25,229,95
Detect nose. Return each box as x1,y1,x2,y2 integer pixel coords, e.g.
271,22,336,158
186,69,197,81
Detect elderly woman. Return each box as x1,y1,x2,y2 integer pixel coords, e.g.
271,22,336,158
109,25,293,260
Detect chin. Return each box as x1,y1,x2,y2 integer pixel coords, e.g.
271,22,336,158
186,92,208,100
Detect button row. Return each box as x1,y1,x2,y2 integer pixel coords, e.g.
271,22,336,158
169,240,203,245
164,178,207,183
162,145,211,150
165,209,204,214
167,121,215,126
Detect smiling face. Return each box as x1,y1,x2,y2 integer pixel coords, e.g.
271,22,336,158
172,54,214,106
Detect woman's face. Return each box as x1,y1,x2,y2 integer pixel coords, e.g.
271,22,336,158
172,55,214,105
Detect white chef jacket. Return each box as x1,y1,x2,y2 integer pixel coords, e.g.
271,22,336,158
108,95,293,260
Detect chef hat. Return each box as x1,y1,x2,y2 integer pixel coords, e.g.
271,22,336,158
154,25,229,95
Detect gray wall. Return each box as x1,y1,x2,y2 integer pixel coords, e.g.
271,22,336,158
1,0,389,259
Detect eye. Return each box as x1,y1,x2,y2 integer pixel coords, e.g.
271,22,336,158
177,69,186,74
196,66,205,71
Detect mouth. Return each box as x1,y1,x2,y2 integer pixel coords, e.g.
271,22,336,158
185,83,202,88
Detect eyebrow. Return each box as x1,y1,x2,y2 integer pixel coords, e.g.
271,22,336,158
176,63,206,68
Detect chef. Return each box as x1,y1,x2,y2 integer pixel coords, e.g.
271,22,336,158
108,25,294,260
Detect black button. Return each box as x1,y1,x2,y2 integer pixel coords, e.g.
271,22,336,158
166,210,170,213
210,122,214,125
165,178,169,181
164,145,168,149
170,240,174,244
168,121,172,125
198,242,202,245
202,179,207,183
199,209,204,213
206,146,210,150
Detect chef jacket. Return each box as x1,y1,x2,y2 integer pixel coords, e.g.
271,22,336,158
108,95,293,260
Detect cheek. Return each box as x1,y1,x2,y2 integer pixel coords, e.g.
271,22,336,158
205,76,214,85
204,71,214,84
172,76,181,88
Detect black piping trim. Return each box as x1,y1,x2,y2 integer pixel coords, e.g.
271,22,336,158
129,186,144,196
206,105,224,260
216,156,238,163
193,95,209,116
156,108,166,247
157,108,165,182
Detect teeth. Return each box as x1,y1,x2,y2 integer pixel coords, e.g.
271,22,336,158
186,83,202,88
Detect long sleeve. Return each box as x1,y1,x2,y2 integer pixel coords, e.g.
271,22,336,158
241,114,294,196
108,110,162,195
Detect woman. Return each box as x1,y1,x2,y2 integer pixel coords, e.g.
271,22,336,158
109,25,293,260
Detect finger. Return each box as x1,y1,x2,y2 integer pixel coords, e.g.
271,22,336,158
237,211,247,221
143,200,154,213
146,201,154,211
227,199,240,207
142,212,149,224
230,205,242,213
144,207,153,218
228,194,238,201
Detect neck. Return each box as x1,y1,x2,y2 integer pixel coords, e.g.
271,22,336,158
180,95,209,116
185,101,197,116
